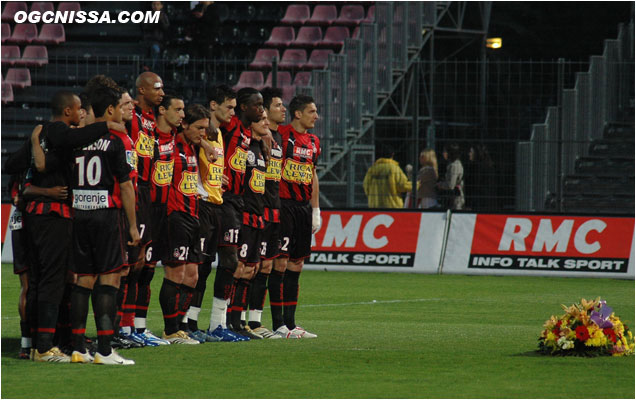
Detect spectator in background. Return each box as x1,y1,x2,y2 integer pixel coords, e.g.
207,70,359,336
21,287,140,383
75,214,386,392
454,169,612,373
363,146,412,208
467,144,495,211
416,148,439,209
437,143,465,210
143,1,170,72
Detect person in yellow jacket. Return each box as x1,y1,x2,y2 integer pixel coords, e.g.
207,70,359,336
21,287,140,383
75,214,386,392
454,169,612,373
363,146,413,208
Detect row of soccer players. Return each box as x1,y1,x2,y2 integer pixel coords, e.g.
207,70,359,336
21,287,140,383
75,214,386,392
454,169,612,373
7,71,321,365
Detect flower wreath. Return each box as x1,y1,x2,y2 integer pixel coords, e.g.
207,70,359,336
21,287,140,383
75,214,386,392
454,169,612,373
538,297,634,357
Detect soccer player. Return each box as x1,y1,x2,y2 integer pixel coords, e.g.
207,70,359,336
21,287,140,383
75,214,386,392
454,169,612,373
158,103,208,345
183,85,233,342
131,72,165,344
68,86,140,365
22,91,125,362
273,95,321,339
246,87,286,338
225,88,268,340
205,87,260,342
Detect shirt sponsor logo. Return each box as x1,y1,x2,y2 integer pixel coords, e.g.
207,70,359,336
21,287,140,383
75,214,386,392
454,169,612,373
141,117,155,131
9,209,22,231
293,146,313,159
72,189,110,210
249,169,266,194
178,171,198,195
265,158,282,181
158,141,174,155
229,147,248,173
152,159,174,186
205,164,224,188
282,159,313,185
135,131,154,157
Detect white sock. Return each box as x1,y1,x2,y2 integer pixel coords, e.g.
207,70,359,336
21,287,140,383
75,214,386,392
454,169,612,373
249,309,262,324
187,306,201,322
181,313,188,324
21,337,32,348
134,317,146,330
209,297,227,330
240,310,246,322
121,326,132,336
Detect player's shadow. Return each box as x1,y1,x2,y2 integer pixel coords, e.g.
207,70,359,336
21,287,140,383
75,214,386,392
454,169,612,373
1,337,21,358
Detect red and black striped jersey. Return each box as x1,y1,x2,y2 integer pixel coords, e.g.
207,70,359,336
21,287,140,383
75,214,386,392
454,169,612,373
220,115,251,196
111,130,138,192
263,129,283,221
167,134,199,218
150,126,176,204
130,105,156,183
242,137,267,225
278,124,321,203
71,130,131,210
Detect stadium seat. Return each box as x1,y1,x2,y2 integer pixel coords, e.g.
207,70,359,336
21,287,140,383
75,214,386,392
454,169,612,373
320,26,349,49
335,5,365,26
308,5,337,26
305,49,333,69
280,4,310,25
8,23,37,43
232,71,264,91
2,81,14,103
1,23,10,42
20,45,48,67
294,26,323,47
30,2,54,14
278,49,307,70
57,2,81,13
1,45,20,65
249,48,280,70
362,6,375,23
292,71,312,87
263,71,292,88
1,2,27,22
264,26,295,47
282,85,295,104
5,68,32,89
34,23,65,44
352,26,360,39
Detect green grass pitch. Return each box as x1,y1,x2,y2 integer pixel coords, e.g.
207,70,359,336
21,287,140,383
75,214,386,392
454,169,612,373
1,263,634,398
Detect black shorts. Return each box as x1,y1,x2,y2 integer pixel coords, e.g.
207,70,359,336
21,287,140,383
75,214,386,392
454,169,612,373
219,194,243,247
121,210,142,266
146,203,168,263
12,228,30,274
260,220,281,260
279,200,312,260
137,184,153,247
162,211,201,266
199,200,222,262
238,224,264,265
72,208,127,276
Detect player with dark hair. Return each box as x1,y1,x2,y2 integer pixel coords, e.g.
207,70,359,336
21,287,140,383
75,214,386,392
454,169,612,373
130,72,164,343
68,86,140,365
245,87,286,338
158,103,207,345
183,85,234,342
20,90,126,362
273,94,321,339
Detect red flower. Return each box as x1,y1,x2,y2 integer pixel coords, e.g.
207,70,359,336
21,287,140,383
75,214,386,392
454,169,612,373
556,320,562,329
603,328,617,343
575,325,590,341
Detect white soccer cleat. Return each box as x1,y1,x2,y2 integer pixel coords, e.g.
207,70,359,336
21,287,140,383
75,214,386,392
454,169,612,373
140,329,171,345
33,346,70,363
251,326,275,339
162,330,200,345
71,350,94,363
93,349,135,365
287,326,317,339
271,325,289,339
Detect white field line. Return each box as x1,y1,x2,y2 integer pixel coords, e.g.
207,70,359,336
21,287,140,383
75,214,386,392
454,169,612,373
1,298,444,320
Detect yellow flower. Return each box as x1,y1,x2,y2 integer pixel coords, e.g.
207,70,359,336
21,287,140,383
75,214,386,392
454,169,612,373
628,330,633,340
580,297,600,311
546,332,557,342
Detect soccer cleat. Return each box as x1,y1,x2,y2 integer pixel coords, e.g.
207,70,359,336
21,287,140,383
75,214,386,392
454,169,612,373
71,350,94,363
121,330,152,347
111,334,142,349
93,349,135,365
240,326,263,340
251,326,275,339
271,325,290,339
33,347,71,363
139,329,170,346
187,330,209,343
207,325,249,342
287,326,317,339
19,347,31,360
199,330,222,343
162,330,200,345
